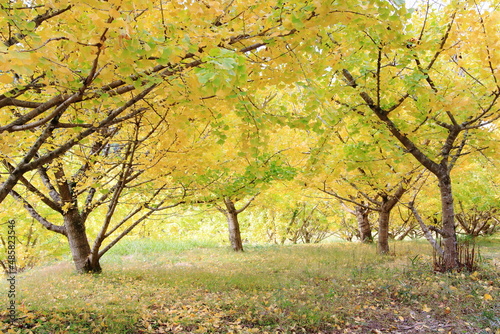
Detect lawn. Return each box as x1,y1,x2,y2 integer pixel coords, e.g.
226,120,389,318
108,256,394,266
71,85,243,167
1,239,499,333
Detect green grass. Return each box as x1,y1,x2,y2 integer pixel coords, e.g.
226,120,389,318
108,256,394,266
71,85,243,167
1,239,499,333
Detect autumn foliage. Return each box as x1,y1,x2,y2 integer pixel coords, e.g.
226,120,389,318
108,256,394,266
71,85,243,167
0,0,498,276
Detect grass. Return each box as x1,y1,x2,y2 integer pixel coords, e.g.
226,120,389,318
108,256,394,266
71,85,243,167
0,239,499,333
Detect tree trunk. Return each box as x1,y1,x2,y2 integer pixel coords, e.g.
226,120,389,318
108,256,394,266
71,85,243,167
64,207,101,273
438,174,459,271
355,206,372,243
377,185,406,254
224,198,244,252
378,208,390,253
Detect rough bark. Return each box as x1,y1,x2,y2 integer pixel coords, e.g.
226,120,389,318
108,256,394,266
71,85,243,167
8,176,102,272
54,163,101,273
355,205,373,243
378,208,391,253
227,212,244,252
217,195,257,252
64,207,101,273
438,175,459,271
223,198,244,252
377,185,406,254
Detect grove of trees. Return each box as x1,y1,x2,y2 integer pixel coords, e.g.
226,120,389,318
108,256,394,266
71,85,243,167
1,0,499,273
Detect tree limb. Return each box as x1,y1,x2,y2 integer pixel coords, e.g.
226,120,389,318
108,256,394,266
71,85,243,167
235,192,260,214
408,201,444,257
9,190,66,236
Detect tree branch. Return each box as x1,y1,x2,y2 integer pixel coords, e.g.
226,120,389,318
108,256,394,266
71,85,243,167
4,5,72,47
9,190,66,236
319,185,376,212
408,201,444,257
235,192,260,214
37,165,62,204
341,68,442,177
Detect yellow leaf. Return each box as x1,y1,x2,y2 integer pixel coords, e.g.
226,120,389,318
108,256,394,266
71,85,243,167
484,293,493,301
0,73,12,84
62,203,73,212
422,305,431,312
109,8,120,18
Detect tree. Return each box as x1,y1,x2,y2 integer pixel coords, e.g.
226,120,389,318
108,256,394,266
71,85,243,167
8,114,187,272
0,3,157,202
454,154,500,237
4,0,497,274
281,201,334,244
0,0,335,270
305,111,417,252
191,148,296,252
456,206,499,237
216,196,258,252
341,202,374,243
324,173,414,252
1,0,322,205
290,0,500,270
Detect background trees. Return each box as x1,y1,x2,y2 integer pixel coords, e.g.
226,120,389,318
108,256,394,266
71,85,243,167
0,0,318,271
311,123,418,253
0,0,318,202
181,99,298,252
0,0,498,273
288,0,500,270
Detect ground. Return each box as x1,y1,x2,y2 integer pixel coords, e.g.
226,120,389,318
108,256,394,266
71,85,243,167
0,239,498,333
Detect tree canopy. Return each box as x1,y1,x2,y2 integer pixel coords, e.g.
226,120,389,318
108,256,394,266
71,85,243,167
1,0,498,272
